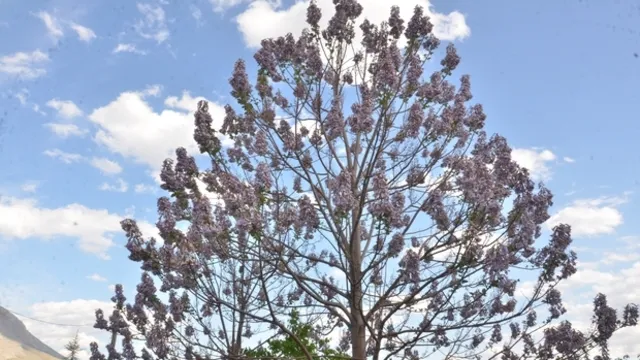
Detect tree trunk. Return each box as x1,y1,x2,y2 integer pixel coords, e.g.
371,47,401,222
350,221,367,360
351,312,367,360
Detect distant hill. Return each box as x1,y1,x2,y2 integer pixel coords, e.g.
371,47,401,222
0,306,64,360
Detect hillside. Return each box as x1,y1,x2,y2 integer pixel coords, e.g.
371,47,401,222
0,306,64,360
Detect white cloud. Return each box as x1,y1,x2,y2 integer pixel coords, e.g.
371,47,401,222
546,195,627,237
621,235,640,249
43,148,84,164
23,299,114,360
134,183,157,194
44,150,124,178
511,148,556,182
511,257,640,357
46,99,83,119
89,157,123,175
33,104,47,115
10,88,50,116
69,22,97,42
99,178,128,193
143,84,162,97
0,197,159,259
113,43,147,55
44,123,88,138
150,170,163,185
235,0,470,48
563,156,575,163
163,90,206,112
35,11,64,39
195,177,223,205
210,0,249,13
191,5,203,22
86,273,107,282
572,194,629,207
0,49,49,80
88,89,226,179
582,261,640,306
12,88,29,105
15,296,156,359
124,205,136,218
135,3,170,43
34,11,96,45
20,181,39,193
0,197,121,259
554,249,640,357
600,251,640,265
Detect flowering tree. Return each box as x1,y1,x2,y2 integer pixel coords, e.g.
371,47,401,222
90,1,638,360
89,237,263,359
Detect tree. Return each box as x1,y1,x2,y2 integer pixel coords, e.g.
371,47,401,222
244,310,347,360
90,0,638,360
65,331,81,360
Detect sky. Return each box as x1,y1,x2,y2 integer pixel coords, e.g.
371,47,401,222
0,0,640,358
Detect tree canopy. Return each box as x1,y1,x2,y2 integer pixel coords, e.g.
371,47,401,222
89,1,638,360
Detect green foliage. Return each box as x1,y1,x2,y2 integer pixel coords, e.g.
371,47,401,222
64,331,80,360
243,310,346,360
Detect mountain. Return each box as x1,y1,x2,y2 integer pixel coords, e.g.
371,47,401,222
0,306,64,360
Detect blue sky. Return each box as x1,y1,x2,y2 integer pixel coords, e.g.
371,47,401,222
1,0,640,358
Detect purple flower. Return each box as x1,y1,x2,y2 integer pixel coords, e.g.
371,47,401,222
229,59,252,102
376,46,400,89
194,100,222,155
387,233,405,257
403,102,423,138
253,162,272,190
399,249,420,284
544,288,566,319
490,324,502,343
306,1,322,28
342,72,353,85
324,95,346,140
111,284,127,310
388,6,405,39
293,176,303,193
89,342,106,360
404,53,423,97
526,310,537,327
510,322,521,339
441,43,461,74
324,0,362,43
253,130,269,156
297,195,320,238
623,304,639,326
471,333,484,348
466,103,486,130
405,5,433,40
458,74,472,101
417,71,443,101
593,293,617,343
421,189,450,230
348,85,374,133
326,171,355,215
